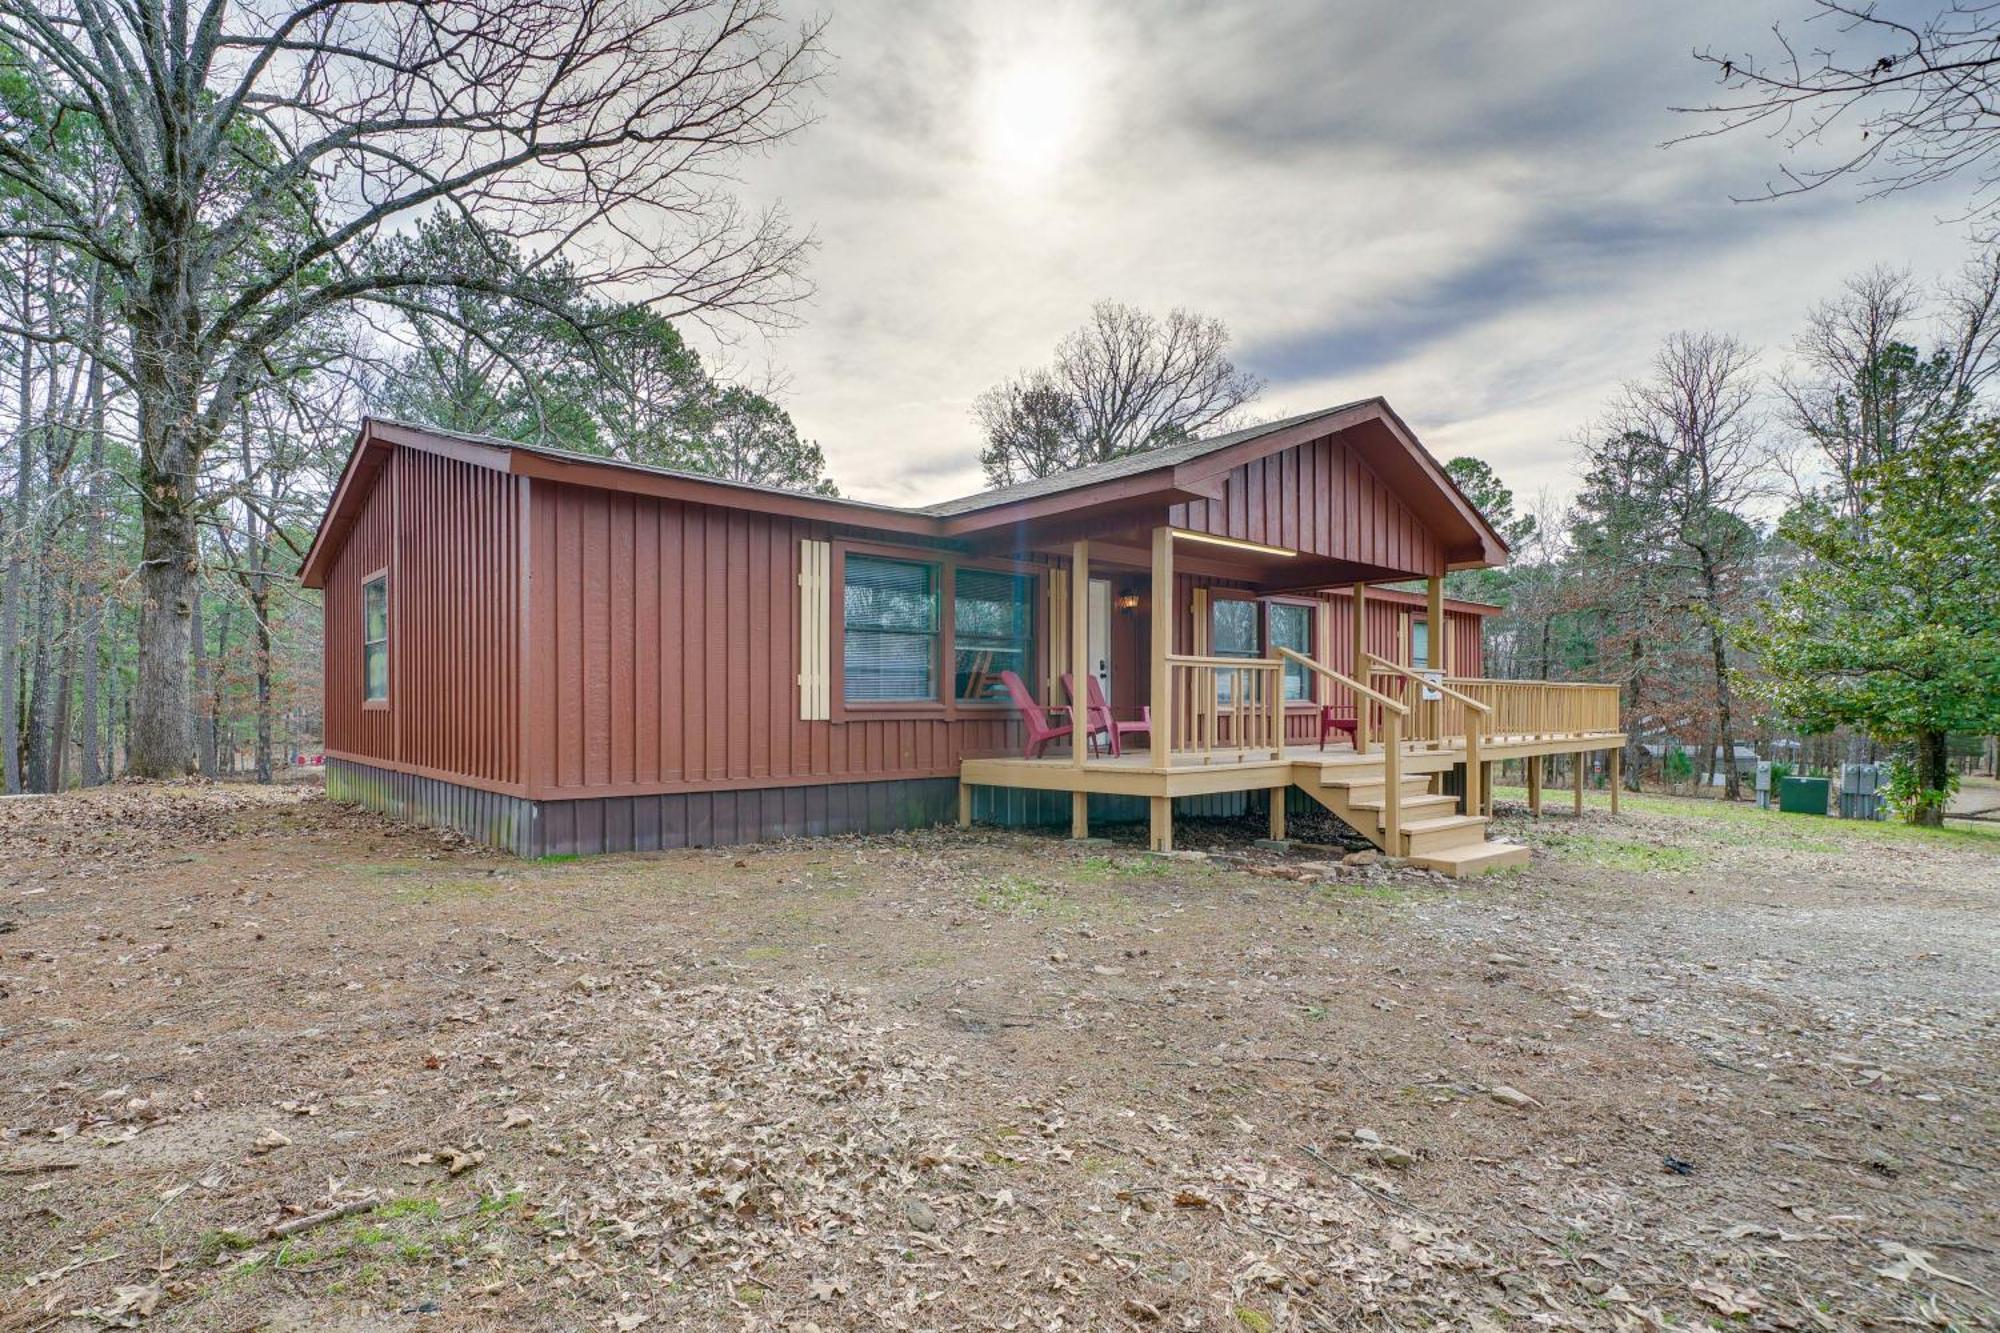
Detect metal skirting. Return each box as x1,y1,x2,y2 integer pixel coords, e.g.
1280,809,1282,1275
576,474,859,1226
970,786,1250,827
327,759,1257,857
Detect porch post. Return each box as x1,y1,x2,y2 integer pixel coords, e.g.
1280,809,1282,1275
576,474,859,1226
1573,750,1586,815
1351,581,1369,752
1426,575,1447,747
1071,540,1089,772
1526,755,1542,817
1150,526,1173,772
1609,746,1622,814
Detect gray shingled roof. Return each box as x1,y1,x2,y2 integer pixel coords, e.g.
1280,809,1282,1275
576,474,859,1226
917,401,1371,517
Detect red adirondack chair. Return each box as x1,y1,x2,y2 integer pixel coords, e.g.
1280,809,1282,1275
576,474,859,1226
1063,672,1151,758
998,670,1077,759
1318,704,1359,750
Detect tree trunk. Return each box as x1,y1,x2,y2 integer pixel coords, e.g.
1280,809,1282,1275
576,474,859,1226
78,339,107,786
210,601,233,775
1915,730,1950,828
50,590,75,791
1623,637,1645,791
254,589,272,784
127,302,204,779
25,519,57,792
1701,566,1741,802
191,585,213,776
1,299,32,794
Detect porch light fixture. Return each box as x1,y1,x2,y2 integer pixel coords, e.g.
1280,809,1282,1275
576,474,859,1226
1115,591,1141,612
1170,528,1297,558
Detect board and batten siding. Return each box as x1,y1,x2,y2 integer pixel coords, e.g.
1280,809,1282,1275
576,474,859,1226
322,447,526,788
520,480,1025,801
1167,430,1447,575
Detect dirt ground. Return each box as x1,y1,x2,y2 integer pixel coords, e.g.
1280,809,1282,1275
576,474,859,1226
0,780,1994,1331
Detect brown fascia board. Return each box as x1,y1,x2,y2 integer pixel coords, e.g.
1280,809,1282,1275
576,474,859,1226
936,467,1224,538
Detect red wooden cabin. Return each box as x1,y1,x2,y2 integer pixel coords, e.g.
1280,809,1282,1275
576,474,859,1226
302,402,1624,870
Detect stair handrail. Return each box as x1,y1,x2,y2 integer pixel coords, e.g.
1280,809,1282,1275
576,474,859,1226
1273,647,1408,716
1364,652,1489,817
1274,646,1407,851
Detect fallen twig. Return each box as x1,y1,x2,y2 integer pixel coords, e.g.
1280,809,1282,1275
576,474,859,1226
224,1195,380,1244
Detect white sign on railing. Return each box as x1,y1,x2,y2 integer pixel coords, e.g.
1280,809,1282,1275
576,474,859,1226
1420,670,1443,702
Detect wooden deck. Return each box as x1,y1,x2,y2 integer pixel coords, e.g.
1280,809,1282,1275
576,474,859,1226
958,729,1628,876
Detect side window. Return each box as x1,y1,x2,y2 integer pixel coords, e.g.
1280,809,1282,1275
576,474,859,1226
843,555,939,702
1267,602,1313,700
1411,618,1430,671
953,568,1035,702
362,573,389,703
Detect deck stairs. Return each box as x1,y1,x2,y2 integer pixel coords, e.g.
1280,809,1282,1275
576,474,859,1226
1295,768,1530,877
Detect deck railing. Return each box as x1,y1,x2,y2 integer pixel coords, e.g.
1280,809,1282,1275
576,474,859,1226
1164,654,1285,764
1365,654,1492,813
1441,679,1621,739
1276,647,1410,847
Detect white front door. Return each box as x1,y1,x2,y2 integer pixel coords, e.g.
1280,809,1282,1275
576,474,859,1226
1088,578,1114,704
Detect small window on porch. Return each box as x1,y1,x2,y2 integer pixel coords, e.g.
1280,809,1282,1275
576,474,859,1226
953,568,1035,702
1411,618,1430,671
1211,598,1258,702
1267,602,1313,700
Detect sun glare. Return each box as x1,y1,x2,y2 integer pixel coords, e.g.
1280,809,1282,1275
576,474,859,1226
977,57,1088,185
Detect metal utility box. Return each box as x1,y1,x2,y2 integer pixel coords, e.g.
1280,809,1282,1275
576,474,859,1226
1839,762,1887,820
1755,761,1774,810
1778,775,1831,815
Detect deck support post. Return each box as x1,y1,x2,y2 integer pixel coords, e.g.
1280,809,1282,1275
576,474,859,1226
1071,540,1090,770
958,783,972,828
1351,581,1369,753
1481,760,1495,817
1071,791,1089,840
1149,795,1172,852
1463,717,1482,814
1150,526,1173,770
1573,750,1586,815
1268,787,1287,841
1426,575,1446,747
1526,756,1542,817
1609,747,1622,813
1381,714,1403,854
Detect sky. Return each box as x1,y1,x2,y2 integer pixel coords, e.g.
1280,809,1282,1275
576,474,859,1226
725,0,1983,511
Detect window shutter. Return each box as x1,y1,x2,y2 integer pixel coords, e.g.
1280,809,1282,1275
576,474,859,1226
1046,572,1068,701
797,540,831,720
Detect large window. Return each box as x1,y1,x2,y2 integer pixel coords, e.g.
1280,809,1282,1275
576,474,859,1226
362,573,389,703
953,568,1035,702
1267,601,1314,700
843,555,939,702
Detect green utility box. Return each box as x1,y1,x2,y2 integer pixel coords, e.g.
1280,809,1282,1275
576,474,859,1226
1778,775,1831,815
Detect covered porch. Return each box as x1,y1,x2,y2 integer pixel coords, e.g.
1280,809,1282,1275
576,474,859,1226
956,523,1625,873
933,403,1627,874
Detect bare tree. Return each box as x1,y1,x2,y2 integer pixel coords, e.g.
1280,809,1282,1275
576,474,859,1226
976,302,1263,484
1781,253,2000,514
0,0,823,776
1613,333,1768,802
1678,1,2000,227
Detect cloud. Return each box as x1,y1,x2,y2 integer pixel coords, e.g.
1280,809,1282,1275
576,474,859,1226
719,0,1986,508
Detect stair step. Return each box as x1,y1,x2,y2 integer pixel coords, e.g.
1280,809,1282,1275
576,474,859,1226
1409,840,1532,877
1326,775,1432,798
1398,814,1490,856
1351,793,1459,826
